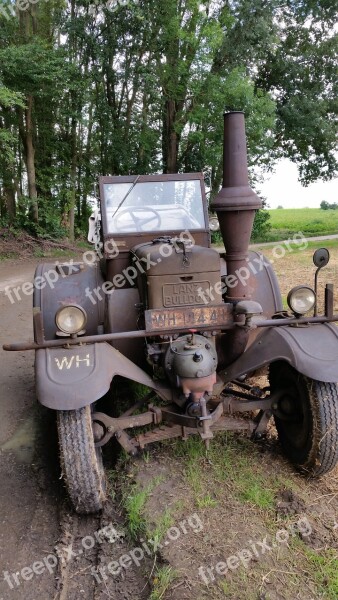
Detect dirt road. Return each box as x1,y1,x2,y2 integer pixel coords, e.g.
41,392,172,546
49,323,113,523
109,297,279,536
0,260,149,600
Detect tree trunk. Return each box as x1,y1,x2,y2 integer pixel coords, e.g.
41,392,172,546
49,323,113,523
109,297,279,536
18,97,38,223
68,114,77,242
162,99,179,174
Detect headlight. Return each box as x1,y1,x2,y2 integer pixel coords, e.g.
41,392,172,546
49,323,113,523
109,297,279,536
55,305,87,335
209,217,220,232
287,286,316,315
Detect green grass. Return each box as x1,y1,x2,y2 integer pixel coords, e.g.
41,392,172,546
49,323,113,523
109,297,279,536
150,508,174,547
303,547,338,599
172,435,277,511
265,208,338,242
122,475,166,539
149,565,178,600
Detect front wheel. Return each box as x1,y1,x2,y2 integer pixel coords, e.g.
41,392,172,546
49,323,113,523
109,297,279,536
57,406,106,514
269,362,338,476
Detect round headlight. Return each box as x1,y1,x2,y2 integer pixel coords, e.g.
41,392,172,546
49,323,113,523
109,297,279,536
55,305,87,335
287,286,316,315
209,217,220,232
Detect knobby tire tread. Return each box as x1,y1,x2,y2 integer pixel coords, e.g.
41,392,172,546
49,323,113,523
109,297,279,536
57,407,106,514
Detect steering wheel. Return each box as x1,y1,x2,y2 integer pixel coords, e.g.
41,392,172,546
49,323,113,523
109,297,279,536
113,206,162,232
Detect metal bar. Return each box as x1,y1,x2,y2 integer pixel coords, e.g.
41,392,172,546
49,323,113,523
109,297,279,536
4,313,338,352
314,268,320,316
120,392,156,418
33,309,45,345
2,323,234,352
325,284,334,319
135,416,256,449
222,396,273,412
222,387,264,401
255,315,338,328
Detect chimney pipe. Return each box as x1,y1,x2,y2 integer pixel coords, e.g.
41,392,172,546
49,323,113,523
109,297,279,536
211,111,262,301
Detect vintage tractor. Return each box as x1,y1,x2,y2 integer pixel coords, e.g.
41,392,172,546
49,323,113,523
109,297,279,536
4,112,338,514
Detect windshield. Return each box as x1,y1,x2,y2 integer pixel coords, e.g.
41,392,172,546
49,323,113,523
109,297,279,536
102,180,206,234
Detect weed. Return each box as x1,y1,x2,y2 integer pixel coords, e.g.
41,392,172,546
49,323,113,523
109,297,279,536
303,547,338,599
149,565,178,600
149,509,174,546
123,475,166,540
196,494,218,509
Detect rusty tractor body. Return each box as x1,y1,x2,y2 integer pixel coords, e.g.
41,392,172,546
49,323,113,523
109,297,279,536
4,112,338,514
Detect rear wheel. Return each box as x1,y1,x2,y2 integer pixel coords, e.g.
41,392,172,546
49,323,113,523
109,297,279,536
269,362,338,476
57,406,106,514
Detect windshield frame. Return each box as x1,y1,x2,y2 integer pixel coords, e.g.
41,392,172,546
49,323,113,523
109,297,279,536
99,173,209,238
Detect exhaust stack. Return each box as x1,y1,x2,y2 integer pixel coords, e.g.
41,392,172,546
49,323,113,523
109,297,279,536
211,111,262,301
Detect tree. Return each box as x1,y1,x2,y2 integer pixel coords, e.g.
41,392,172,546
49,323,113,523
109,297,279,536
0,83,25,221
320,200,337,210
0,0,336,238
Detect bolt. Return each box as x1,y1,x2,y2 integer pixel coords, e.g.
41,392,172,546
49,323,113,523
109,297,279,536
205,343,211,350
193,351,203,363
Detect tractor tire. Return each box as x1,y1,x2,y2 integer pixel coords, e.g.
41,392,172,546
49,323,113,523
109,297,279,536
269,362,338,476
57,406,106,514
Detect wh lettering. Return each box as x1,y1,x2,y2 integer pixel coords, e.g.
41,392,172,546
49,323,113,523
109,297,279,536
54,354,91,370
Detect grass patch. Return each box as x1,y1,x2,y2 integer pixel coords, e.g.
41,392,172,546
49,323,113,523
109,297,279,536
172,434,278,511
303,547,338,599
122,475,166,540
150,508,174,547
150,565,178,600
258,208,338,243
0,251,18,260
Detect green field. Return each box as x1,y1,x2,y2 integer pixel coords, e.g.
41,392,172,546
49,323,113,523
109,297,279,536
267,208,338,241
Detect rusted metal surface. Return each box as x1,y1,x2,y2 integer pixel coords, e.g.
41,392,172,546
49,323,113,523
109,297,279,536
35,343,172,410
114,430,139,455
33,308,45,345
222,394,273,413
93,410,159,447
220,322,338,384
33,262,105,341
106,287,146,367
92,394,269,451
135,416,256,450
5,312,338,352
145,304,232,332
325,284,334,318
211,112,262,302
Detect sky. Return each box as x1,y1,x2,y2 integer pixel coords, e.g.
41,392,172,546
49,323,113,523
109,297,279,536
259,159,338,209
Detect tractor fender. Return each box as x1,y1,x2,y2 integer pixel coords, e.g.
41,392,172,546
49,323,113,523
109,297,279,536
220,323,338,384
35,342,171,410
33,261,105,341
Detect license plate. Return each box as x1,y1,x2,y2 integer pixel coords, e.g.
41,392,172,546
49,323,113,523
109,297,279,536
145,305,232,332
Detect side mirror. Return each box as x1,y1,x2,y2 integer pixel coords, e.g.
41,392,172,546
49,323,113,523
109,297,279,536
313,248,330,316
209,216,220,232
313,248,330,268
